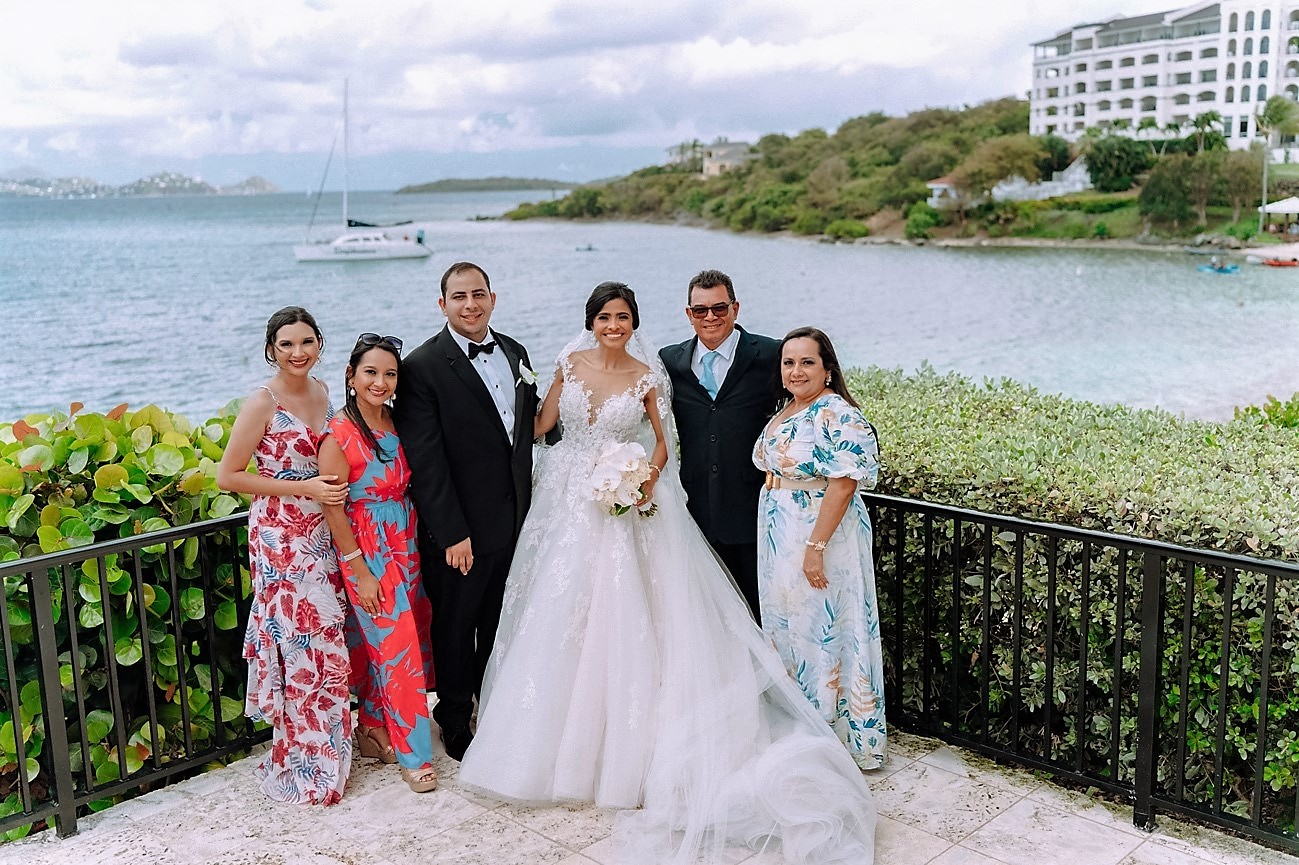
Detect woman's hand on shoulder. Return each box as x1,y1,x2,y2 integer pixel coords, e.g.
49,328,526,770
301,474,347,506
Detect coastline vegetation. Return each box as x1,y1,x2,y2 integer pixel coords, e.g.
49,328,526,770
3,372,1299,835
505,96,1299,245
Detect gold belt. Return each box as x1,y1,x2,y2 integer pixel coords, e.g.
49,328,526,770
764,471,828,492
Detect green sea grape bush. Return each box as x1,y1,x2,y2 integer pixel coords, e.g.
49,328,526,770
848,366,1299,836
0,401,250,836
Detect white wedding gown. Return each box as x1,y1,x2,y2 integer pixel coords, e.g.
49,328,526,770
458,336,875,865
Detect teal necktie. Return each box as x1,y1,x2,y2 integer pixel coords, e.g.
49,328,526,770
700,350,720,399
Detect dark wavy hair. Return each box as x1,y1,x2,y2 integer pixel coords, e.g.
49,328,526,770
342,338,403,462
687,269,735,303
584,281,640,330
264,306,324,366
778,326,859,409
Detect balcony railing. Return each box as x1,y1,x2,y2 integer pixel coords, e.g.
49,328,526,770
5,498,1299,853
0,514,266,839
866,494,1299,854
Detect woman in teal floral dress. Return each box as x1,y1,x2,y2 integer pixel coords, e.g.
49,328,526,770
752,326,885,770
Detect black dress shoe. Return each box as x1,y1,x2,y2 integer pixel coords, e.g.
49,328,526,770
442,724,474,761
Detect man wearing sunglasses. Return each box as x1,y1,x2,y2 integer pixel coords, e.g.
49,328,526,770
660,269,780,624
394,261,539,761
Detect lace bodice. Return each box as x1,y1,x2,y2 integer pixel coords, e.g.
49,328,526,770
558,354,657,444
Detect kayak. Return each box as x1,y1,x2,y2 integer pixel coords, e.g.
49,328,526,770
1262,258,1299,267
1197,263,1240,274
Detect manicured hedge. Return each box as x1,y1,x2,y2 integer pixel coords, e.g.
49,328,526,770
847,365,1299,836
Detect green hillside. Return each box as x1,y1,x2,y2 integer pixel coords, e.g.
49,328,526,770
505,97,1284,244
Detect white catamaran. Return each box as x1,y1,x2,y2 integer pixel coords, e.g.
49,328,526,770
294,81,431,262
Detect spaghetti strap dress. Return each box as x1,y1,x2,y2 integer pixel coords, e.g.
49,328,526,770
241,385,353,805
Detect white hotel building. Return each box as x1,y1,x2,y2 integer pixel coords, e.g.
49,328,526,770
1030,2,1299,155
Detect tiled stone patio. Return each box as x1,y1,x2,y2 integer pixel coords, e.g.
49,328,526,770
3,731,1293,865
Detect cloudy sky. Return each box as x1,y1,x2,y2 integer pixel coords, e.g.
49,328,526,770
0,0,1176,189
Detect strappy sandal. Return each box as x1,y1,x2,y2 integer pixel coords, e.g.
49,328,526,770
356,727,397,764
399,764,438,793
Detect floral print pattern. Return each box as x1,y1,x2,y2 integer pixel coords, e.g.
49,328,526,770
752,393,886,770
327,415,435,771
243,396,352,804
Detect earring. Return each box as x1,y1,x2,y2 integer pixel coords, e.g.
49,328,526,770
825,375,832,386
348,386,355,397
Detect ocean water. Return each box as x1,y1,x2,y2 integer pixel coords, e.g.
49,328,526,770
2,189,1297,423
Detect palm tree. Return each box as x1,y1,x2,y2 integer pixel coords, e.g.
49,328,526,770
1137,117,1161,157
1190,110,1223,152
1159,120,1182,157
1254,96,1299,233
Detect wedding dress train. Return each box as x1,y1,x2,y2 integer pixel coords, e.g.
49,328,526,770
458,334,875,864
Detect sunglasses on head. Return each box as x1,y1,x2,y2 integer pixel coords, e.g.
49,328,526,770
356,332,403,352
687,302,734,319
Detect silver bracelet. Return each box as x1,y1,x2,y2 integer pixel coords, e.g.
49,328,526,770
339,548,364,563
805,539,828,551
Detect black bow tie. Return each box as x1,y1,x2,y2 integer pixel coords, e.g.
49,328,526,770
468,341,496,359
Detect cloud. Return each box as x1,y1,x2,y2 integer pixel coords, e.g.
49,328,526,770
0,0,1178,184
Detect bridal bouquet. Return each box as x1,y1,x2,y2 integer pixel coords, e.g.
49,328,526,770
589,441,657,517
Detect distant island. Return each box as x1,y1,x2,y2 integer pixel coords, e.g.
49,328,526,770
0,170,279,199
396,177,576,194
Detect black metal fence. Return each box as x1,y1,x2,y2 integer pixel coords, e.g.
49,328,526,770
0,514,268,839
4,498,1299,851
866,493,1299,853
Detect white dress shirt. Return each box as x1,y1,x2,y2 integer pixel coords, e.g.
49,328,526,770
690,328,742,396
449,327,516,444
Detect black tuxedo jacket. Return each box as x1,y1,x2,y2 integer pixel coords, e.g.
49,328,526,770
660,326,782,546
394,325,538,556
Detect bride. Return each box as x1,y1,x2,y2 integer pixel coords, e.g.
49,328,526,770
458,282,875,864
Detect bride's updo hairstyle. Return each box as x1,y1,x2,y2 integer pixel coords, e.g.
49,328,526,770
584,281,640,331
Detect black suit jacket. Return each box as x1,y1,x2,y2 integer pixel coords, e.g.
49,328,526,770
660,326,782,546
394,325,538,556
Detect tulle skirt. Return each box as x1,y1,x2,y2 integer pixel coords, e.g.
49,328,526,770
459,440,875,864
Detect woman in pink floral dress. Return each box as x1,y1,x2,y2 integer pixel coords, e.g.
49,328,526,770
218,306,354,805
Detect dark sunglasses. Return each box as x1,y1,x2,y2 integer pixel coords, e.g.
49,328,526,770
686,302,734,319
356,332,403,352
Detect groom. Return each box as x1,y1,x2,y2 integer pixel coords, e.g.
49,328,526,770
660,269,781,624
395,261,539,760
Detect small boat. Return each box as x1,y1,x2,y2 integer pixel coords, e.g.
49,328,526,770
294,81,431,263
1197,263,1240,274
1261,258,1299,267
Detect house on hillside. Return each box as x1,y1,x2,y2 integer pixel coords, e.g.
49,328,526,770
702,142,755,177
925,175,964,211
992,158,1094,201
926,159,1094,210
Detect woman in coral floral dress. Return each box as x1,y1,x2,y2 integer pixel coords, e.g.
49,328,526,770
320,333,437,793
218,306,353,805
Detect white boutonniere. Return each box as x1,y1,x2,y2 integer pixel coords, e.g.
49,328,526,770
517,363,537,387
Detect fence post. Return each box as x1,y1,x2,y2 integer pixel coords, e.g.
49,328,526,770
1132,550,1163,831
30,567,79,837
